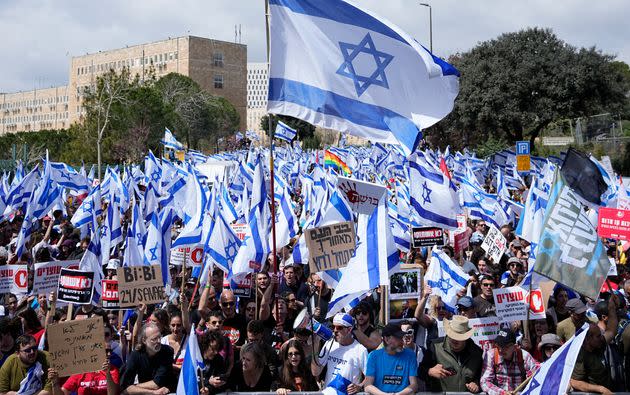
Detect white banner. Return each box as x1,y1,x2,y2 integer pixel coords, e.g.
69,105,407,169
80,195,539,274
337,176,387,215
438,317,502,351
0,265,28,296
481,225,507,262
32,260,80,295
493,286,546,322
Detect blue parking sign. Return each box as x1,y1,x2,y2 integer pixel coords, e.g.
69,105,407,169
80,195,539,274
516,141,530,155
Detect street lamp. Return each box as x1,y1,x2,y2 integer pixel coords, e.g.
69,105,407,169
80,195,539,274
419,3,433,53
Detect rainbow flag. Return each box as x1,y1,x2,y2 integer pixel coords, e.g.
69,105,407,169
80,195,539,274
324,150,351,175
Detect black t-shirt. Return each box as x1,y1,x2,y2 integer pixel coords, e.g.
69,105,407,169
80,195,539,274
227,361,273,392
120,345,176,392
202,354,227,394
222,313,248,347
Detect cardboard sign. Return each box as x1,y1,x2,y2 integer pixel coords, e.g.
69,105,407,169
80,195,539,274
170,245,204,267
230,224,248,241
101,280,121,310
305,221,356,273
337,176,387,215
598,207,630,241
230,273,252,298
412,227,445,248
0,265,28,296
438,317,501,351
481,225,507,262
493,286,546,322
116,265,165,308
32,260,80,295
57,269,94,304
47,317,106,376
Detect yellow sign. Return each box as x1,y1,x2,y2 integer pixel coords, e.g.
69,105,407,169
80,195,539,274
175,150,185,161
516,155,530,172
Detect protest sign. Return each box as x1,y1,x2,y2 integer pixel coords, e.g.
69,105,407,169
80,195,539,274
305,221,356,273
0,265,28,296
117,265,165,308
481,225,507,262
101,280,121,310
230,223,248,241
230,273,252,298
389,268,420,300
411,227,445,248
32,260,80,295
493,286,546,322
337,176,387,215
438,317,502,351
597,207,630,241
449,214,470,254
388,298,418,321
57,269,94,304
169,245,204,267
47,317,106,376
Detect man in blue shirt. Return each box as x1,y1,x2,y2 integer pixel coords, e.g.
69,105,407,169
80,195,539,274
364,323,418,395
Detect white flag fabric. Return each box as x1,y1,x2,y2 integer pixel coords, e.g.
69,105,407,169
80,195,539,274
274,120,297,143
267,0,459,155
176,327,204,395
425,246,470,312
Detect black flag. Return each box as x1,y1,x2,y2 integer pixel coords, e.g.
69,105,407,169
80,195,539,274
560,148,607,206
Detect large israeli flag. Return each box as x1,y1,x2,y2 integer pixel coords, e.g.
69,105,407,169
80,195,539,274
267,0,459,155
520,327,587,395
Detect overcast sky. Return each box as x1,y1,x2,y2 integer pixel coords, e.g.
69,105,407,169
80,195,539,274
1,0,628,93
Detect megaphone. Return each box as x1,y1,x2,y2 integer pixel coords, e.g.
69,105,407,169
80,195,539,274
293,308,332,341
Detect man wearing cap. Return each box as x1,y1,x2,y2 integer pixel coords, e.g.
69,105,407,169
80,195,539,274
457,296,477,319
312,313,367,395
364,323,418,395
556,299,588,342
500,257,523,288
480,328,539,395
419,315,483,393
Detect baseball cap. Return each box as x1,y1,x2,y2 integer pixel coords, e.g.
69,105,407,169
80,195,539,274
507,257,522,266
495,329,517,347
333,313,354,328
566,298,587,315
382,323,406,339
510,239,522,248
456,296,474,309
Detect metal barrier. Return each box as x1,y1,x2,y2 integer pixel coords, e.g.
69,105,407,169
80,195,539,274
211,392,630,395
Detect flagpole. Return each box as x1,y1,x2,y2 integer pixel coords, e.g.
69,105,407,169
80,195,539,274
265,0,280,319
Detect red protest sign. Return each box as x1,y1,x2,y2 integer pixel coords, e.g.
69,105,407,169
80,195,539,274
598,208,630,241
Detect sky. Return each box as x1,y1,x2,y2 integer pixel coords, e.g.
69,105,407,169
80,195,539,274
1,0,628,93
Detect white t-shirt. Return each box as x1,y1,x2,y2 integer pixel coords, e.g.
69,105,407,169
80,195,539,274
318,339,368,387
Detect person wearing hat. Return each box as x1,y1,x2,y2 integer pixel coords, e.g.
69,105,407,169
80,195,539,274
556,298,588,342
364,323,418,395
419,315,483,393
538,334,562,362
312,313,367,394
500,257,523,288
480,328,539,395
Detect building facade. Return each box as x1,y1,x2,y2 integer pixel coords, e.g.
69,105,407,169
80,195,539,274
0,35,247,135
246,62,269,135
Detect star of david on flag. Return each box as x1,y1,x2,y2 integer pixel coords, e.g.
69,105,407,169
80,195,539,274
424,246,469,312
267,0,459,156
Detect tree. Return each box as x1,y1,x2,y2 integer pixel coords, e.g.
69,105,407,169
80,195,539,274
430,28,630,151
260,114,316,143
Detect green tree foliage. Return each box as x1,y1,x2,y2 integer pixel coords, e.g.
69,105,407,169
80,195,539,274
260,114,317,146
427,28,630,152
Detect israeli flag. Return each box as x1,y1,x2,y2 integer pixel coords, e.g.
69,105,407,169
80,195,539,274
203,208,242,277
409,152,462,230
275,120,297,143
123,201,146,266
520,327,587,395
425,246,470,312
327,194,398,318
161,127,185,150
176,327,205,395
267,0,459,155
79,232,103,303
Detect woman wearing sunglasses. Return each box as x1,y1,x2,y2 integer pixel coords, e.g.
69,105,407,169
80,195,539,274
276,340,318,395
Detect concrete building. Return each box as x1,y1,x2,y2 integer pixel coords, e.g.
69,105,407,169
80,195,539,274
246,62,269,135
0,35,247,135
1,86,70,134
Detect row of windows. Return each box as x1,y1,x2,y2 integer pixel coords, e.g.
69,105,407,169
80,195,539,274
1,96,69,109
77,52,180,75
1,112,69,124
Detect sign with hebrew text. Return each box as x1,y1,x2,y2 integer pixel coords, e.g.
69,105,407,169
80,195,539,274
47,317,106,376
305,221,356,273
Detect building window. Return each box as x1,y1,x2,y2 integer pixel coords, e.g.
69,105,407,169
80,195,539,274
214,75,224,89
213,52,224,67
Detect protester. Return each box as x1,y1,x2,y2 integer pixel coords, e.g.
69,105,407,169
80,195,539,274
17,308,45,346
419,315,483,393
571,323,615,395
537,333,562,362
456,296,477,319
220,290,247,350
312,313,367,394
480,328,539,395
557,298,588,342
352,301,382,351
49,354,119,395
227,342,273,391
0,334,52,395
0,318,17,366
474,275,497,317
547,287,571,325
276,340,318,395
364,323,418,395
198,330,227,395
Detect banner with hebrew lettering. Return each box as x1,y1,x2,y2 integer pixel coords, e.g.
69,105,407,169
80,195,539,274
337,176,387,215
305,221,356,273
533,173,610,300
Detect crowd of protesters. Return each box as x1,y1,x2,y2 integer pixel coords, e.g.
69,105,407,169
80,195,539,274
0,181,627,395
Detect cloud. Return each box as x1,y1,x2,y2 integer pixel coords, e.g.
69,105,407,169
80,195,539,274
1,0,628,93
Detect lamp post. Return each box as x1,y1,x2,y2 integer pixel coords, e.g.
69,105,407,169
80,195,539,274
419,3,432,53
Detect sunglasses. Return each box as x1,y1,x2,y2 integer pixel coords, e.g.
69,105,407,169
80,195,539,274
355,310,368,316
246,306,256,311
332,325,349,331
404,329,414,336
481,283,494,287
221,301,235,307
287,352,301,357
20,346,37,354
543,345,559,351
